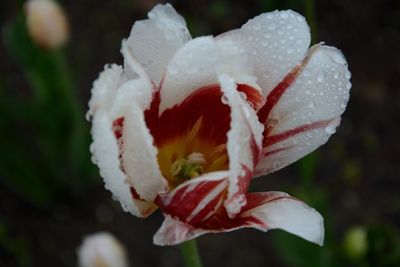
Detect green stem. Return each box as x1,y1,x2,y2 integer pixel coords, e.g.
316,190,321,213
179,240,203,267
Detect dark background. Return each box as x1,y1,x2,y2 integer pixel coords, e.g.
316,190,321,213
1,0,399,266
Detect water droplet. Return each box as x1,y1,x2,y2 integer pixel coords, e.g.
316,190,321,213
221,95,229,105
333,72,340,79
325,120,339,134
345,70,352,79
317,71,325,82
346,82,352,90
239,91,247,100
252,22,261,30
264,33,272,39
268,23,276,30
280,12,289,19
267,118,279,127
286,47,294,54
273,161,281,170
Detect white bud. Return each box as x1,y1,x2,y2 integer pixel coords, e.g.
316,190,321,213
78,232,129,267
25,0,69,49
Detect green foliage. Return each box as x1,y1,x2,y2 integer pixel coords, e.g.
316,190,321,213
1,13,95,208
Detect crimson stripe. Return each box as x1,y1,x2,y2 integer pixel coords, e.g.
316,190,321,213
263,147,290,157
263,119,334,147
188,190,225,226
237,84,264,110
158,179,226,222
257,65,302,124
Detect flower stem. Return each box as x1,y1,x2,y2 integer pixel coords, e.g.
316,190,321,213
179,240,203,267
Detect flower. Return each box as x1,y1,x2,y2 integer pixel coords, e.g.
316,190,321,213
25,0,69,49
78,232,129,267
88,4,351,246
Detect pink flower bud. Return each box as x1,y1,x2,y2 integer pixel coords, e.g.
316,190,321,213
78,232,129,267
25,0,69,49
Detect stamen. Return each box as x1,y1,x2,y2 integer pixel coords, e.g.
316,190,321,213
170,152,207,182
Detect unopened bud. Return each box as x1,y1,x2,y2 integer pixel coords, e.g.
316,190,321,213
343,226,368,260
78,232,129,267
25,0,69,49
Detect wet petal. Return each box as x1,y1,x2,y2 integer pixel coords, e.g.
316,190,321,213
157,171,229,226
219,74,263,217
153,216,208,246
241,192,324,245
125,4,190,84
255,45,351,176
91,110,157,217
217,10,311,98
159,36,261,114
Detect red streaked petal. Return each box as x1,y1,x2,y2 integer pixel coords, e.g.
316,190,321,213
263,118,337,147
145,85,231,147
219,75,264,217
153,216,208,246
157,171,229,225
240,192,324,246
255,45,351,177
237,83,264,110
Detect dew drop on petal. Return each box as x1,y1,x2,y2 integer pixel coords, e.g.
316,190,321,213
317,71,325,82
239,91,247,100
286,47,294,54
325,120,338,134
268,23,276,30
221,95,229,105
273,161,281,170
280,12,289,19
345,70,352,79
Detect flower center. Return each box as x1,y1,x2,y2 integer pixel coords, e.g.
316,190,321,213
170,152,206,183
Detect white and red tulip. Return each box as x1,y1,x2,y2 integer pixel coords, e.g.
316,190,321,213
88,4,351,246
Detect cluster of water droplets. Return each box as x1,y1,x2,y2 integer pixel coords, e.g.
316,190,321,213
239,10,311,96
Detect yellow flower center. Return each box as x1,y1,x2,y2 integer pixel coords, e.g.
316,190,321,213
157,116,229,189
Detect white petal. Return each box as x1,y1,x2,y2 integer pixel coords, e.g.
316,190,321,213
125,3,191,84
244,195,324,246
217,10,311,97
255,45,351,176
159,36,220,113
153,216,208,246
91,110,156,217
87,64,123,120
115,44,169,201
159,35,261,113
121,102,168,202
219,74,264,217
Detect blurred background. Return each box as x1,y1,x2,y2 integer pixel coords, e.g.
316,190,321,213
1,0,399,266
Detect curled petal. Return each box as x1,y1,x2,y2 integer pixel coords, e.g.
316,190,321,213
159,37,220,113
153,216,208,246
125,3,191,84
87,64,123,119
219,74,263,217
241,192,324,246
91,110,157,217
255,44,351,176
159,36,261,114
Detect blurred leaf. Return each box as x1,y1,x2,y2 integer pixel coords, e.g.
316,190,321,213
1,11,95,208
